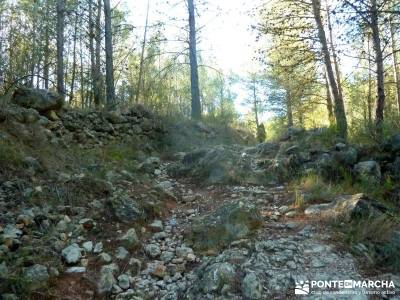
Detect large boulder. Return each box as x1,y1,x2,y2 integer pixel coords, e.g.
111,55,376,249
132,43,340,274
139,156,161,173
174,146,266,185
118,228,140,249
304,194,386,221
185,199,262,251
98,263,119,293
386,157,400,180
23,264,49,284
199,262,236,294
279,127,305,141
107,192,145,223
384,134,400,153
354,161,381,184
12,87,63,113
61,243,83,264
332,145,358,166
312,145,357,181
245,142,279,156
242,272,263,299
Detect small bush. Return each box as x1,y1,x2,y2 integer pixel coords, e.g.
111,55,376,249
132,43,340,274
342,215,396,246
300,173,335,204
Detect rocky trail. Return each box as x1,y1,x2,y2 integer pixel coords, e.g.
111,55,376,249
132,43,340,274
3,156,389,300
125,163,374,300
35,160,392,300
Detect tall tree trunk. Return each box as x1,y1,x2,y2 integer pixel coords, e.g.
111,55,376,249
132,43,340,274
219,86,225,118
390,18,400,115
42,0,50,89
29,19,37,88
95,0,103,106
69,13,78,104
188,0,201,119
29,57,35,88
43,24,50,90
312,0,347,139
326,1,344,101
366,33,373,126
135,0,150,104
77,34,86,108
325,72,335,126
56,0,65,95
370,0,385,137
85,69,91,107
89,0,98,108
0,9,3,88
103,0,115,110
286,94,293,127
252,78,259,128
286,90,293,127
80,36,85,108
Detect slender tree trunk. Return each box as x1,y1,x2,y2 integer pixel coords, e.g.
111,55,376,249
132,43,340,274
0,9,3,88
286,90,293,127
80,36,85,108
299,112,304,127
35,63,40,89
390,18,400,115
370,0,385,137
29,57,35,88
366,33,373,126
7,10,15,85
29,21,37,88
95,0,103,106
56,0,65,95
326,1,344,101
135,0,150,104
188,0,201,119
89,0,99,108
43,25,50,90
252,79,259,128
312,0,347,139
42,0,50,89
69,13,78,104
103,0,115,110
86,69,91,107
219,85,225,118
325,72,335,126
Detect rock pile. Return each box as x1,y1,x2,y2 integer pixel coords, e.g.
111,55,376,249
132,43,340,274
1,87,166,149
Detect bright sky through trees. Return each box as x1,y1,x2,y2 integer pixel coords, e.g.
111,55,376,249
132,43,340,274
124,0,264,118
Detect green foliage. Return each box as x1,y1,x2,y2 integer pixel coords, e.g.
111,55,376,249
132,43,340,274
297,173,337,204
66,140,142,176
292,170,400,270
264,116,287,141
332,215,400,270
340,216,396,250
